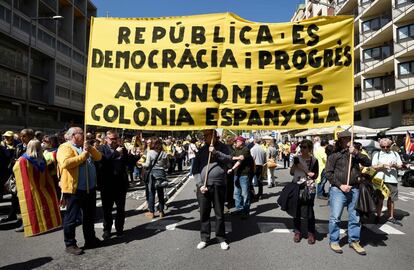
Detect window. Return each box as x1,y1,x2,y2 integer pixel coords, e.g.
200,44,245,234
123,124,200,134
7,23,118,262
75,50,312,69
369,105,389,119
56,86,70,98
354,111,362,121
57,41,71,57
71,91,84,103
355,87,362,102
395,0,414,8
398,61,414,78
403,99,414,113
0,5,11,23
364,75,395,93
397,24,414,42
56,63,71,78
72,70,84,83
363,45,392,61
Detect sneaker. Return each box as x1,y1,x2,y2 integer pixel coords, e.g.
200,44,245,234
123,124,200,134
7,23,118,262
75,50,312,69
14,224,24,233
307,233,316,245
330,243,343,254
145,212,154,219
116,231,125,238
349,241,366,256
196,241,207,250
220,242,230,250
65,245,83,255
293,232,301,243
102,231,111,240
159,211,165,218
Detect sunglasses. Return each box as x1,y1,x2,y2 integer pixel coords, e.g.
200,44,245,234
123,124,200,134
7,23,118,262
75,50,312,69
381,146,391,149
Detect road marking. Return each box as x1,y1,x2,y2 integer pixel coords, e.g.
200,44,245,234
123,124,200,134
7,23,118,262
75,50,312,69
271,229,291,233
94,218,127,229
96,201,102,207
363,224,405,235
166,223,177,230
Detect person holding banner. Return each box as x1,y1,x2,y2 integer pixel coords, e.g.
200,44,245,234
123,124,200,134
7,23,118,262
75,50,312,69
12,139,62,237
57,127,102,255
193,129,232,250
325,130,371,255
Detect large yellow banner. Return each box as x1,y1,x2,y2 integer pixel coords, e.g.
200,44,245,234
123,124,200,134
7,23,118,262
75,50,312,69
85,13,354,131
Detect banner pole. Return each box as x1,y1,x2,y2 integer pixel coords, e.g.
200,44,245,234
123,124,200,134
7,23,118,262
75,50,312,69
84,123,89,194
346,125,354,186
203,131,215,188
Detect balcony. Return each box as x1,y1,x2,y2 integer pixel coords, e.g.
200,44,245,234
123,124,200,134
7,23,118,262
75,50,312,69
74,0,86,15
336,0,358,15
360,18,393,47
393,1,414,24
360,0,392,19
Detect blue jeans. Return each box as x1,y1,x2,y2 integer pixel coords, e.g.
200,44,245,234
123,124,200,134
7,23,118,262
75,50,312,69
189,158,195,176
329,186,360,244
234,175,250,214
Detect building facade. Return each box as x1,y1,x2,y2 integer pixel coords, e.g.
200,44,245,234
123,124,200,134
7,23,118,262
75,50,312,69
0,0,96,132
293,0,414,129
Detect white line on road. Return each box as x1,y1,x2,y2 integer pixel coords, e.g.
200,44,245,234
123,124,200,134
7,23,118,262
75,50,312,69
363,224,405,235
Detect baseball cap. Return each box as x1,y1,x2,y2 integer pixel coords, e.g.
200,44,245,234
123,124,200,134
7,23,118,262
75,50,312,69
2,131,14,137
235,136,246,143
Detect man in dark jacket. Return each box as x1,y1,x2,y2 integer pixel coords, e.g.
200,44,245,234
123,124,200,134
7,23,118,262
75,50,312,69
325,130,371,256
229,136,254,219
97,130,129,239
193,129,233,250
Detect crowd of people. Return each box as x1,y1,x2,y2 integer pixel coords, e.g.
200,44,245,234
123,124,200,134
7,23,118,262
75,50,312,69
0,127,407,256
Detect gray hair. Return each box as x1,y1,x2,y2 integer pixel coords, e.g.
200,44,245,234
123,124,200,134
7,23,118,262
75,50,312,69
379,138,392,146
65,127,83,140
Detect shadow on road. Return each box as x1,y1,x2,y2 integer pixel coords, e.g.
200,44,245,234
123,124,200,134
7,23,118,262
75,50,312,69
0,257,53,270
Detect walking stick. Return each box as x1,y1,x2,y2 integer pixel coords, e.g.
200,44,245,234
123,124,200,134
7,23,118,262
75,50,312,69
346,125,354,186
202,132,215,188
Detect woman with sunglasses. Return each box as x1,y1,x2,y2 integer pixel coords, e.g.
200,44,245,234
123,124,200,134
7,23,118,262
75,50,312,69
290,139,319,244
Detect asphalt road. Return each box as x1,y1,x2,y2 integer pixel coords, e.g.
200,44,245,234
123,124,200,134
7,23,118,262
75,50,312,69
1,165,414,270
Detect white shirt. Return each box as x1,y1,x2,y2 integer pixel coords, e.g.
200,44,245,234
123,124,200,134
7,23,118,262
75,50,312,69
372,151,402,184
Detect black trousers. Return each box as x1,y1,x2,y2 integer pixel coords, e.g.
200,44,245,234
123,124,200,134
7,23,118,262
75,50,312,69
225,173,235,207
63,189,97,247
196,185,226,242
282,154,290,168
253,165,263,197
293,197,316,234
101,188,127,234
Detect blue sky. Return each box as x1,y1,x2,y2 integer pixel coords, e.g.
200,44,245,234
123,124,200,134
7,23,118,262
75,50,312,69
92,0,305,23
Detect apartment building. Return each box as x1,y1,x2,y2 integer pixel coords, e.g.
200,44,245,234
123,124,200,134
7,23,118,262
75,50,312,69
293,0,414,129
0,0,97,132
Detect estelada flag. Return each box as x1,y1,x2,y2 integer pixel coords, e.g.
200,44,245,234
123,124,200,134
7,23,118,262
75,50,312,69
405,131,413,154
13,155,62,237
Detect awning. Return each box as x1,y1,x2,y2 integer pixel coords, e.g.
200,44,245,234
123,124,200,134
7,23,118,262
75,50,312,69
385,125,414,135
295,125,380,137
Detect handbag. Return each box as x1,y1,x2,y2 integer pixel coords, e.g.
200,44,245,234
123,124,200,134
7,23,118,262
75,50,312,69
267,158,277,169
144,151,162,184
5,174,17,194
299,183,312,203
154,178,169,188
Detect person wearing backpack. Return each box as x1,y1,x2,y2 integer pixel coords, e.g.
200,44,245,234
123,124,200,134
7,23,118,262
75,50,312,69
372,138,403,225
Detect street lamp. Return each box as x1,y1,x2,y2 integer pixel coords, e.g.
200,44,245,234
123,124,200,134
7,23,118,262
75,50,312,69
25,15,63,128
